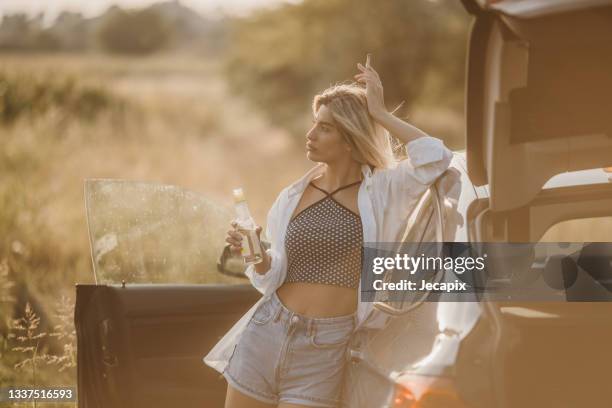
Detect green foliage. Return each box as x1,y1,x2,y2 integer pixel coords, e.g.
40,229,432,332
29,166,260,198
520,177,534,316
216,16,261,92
223,0,470,138
0,14,62,52
97,8,171,55
0,70,123,124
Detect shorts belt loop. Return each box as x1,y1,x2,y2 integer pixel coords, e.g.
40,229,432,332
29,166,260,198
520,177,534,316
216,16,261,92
307,320,313,337
273,305,282,323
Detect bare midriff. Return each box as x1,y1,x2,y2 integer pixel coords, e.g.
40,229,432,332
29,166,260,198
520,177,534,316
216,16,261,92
275,282,357,317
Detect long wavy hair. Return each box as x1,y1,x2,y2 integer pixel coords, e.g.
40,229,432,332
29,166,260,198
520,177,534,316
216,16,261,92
312,82,404,170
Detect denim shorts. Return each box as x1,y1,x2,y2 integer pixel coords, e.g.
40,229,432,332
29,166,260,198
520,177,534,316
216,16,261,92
223,290,357,407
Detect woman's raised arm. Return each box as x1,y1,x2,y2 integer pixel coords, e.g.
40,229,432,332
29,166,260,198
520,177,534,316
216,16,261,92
354,54,453,185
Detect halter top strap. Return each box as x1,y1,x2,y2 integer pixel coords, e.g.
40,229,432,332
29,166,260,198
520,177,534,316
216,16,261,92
309,179,362,197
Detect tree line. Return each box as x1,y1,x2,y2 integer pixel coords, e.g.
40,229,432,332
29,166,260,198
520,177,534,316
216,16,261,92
222,0,471,139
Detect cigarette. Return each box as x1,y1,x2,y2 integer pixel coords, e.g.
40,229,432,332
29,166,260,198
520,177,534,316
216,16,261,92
366,54,371,67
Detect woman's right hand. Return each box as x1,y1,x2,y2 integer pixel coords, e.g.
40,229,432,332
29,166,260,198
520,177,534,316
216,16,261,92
354,54,387,121
226,221,263,255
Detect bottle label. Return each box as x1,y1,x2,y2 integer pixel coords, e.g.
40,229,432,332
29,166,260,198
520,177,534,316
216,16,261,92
237,227,263,265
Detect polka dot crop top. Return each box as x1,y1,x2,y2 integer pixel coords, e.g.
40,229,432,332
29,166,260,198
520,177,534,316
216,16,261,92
284,179,363,289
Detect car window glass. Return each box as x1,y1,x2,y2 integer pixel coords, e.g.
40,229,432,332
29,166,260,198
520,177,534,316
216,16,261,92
371,187,443,312
84,179,245,285
366,190,436,310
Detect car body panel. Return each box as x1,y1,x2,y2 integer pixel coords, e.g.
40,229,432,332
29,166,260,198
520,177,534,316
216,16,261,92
463,0,612,211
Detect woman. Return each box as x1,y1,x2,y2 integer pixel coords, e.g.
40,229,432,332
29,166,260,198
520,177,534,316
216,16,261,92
203,55,453,408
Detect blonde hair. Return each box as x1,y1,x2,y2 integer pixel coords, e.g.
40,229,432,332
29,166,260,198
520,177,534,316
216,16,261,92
312,82,402,170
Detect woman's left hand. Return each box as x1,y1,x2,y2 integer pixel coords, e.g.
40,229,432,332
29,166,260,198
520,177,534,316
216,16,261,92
354,54,387,120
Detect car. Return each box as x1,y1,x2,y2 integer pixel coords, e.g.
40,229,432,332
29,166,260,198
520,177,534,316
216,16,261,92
74,0,612,407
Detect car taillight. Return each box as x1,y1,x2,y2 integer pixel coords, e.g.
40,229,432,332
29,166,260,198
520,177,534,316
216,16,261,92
392,385,416,408
391,374,468,408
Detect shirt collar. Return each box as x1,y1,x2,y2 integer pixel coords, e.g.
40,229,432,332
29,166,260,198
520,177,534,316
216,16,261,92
287,163,373,198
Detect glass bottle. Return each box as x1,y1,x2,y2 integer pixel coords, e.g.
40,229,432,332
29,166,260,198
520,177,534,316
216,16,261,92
232,188,263,265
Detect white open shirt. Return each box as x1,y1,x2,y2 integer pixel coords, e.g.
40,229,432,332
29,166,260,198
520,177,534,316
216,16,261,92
203,135,453,374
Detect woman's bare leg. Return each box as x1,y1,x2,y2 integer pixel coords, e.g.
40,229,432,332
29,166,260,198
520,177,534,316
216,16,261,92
224,383,276,408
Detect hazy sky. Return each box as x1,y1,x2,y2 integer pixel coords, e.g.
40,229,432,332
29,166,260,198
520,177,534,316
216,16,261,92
0,0,296,21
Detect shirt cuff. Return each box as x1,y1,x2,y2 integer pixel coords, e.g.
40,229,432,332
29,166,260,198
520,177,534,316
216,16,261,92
405,136,445,168
399,136,453,185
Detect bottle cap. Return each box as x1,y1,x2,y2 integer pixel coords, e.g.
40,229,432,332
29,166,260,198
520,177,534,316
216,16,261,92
232,188,246,203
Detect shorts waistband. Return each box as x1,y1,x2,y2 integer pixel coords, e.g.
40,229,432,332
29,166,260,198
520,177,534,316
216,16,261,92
270,290,356,326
